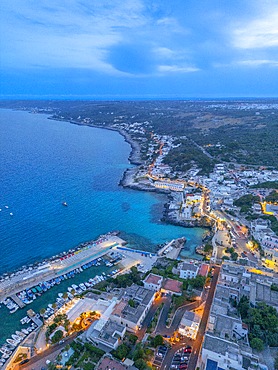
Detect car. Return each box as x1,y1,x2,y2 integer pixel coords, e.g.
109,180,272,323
179,365,188,369
180,361,188,365
181,356,189,361
19,359,30,365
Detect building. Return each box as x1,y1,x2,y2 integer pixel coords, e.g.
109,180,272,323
179,262,199,279
199,261,270,370
143,273,163,291
162,279,183,296
178,311,201,339
88,319,126,350
201,334,260,370
153,180,184,192
67,297,117,324
97,356,128,370
198,264,209,277
111,285,155,331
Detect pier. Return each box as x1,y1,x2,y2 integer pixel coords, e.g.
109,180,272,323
0,235,125,301
10,294,26,308
157,237,186,259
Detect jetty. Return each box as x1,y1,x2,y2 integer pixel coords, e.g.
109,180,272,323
10,294,26,308
157,237,186,259
0,235,125,301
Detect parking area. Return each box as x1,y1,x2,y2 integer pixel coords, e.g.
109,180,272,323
153,345,168,369
170,346,192,370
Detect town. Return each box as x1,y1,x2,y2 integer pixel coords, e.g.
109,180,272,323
0,100,278,370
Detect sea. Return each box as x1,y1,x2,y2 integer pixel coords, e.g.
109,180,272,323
0,108,204,344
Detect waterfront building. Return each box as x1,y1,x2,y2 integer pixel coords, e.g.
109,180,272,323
143,273,163,291
179,262,199,279
161,278,183,296
153,181,184,192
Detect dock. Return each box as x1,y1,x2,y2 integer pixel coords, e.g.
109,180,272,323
157,237,186,259
0,235,125,301
10,294,26,308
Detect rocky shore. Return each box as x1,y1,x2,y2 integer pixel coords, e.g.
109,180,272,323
50,115,211,233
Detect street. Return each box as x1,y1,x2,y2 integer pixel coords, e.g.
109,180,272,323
187,265,220,370
20,333,79,370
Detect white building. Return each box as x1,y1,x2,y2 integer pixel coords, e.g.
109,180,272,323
111,285,155,332
178,311,201,339
179,262,199,279
143,273,163,292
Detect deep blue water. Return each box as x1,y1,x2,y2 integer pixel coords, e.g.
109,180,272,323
0,109,204,274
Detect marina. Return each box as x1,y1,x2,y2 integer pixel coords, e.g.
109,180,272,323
0,233,124,302
0,232,187,367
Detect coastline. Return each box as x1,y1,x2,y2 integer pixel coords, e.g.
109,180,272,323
0,110,205,279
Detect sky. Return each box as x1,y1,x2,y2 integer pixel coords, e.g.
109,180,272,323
1,0,278,98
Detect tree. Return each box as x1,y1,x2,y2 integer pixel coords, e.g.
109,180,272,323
129,334,138,345
40,308,46,316
237,296,250,319
128,299,136,308
134,358,147,370
113,343,130,360
153,335,164,347
274,352,278,370
51,330,63,344
231,252,238,261
250,337,264,351
204,244,213,253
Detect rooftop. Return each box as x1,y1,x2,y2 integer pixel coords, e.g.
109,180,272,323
163,278,183,294
203,333,239,356
97,357,127,370
144,273,163,285
181,262,199,272
198,264,209,277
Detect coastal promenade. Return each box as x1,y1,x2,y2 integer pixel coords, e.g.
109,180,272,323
0,235,125,301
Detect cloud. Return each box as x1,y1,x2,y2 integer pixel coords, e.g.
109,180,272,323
233,10,278,49
237,59,278,67
156,17,188,34
158,65,199,73
1,0,149,75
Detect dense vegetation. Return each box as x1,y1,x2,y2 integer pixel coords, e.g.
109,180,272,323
251,181,278,189
237,296,278,350
2,99,278,170
233,194,260,213
66,341,105,369
163,138,215,175
265,190,278,203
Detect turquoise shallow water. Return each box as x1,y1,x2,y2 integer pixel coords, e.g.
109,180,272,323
0,108,204,275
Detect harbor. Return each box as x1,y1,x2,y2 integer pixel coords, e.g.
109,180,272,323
0,233,125,302
0,232,187,368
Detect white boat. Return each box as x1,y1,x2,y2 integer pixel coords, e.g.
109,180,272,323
79,283,86,291
6,338,17,346
21,329,29,335
12,334,21,342
10,212,13,216
16,331,26,338
5,206,9,209
10,306,19,313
